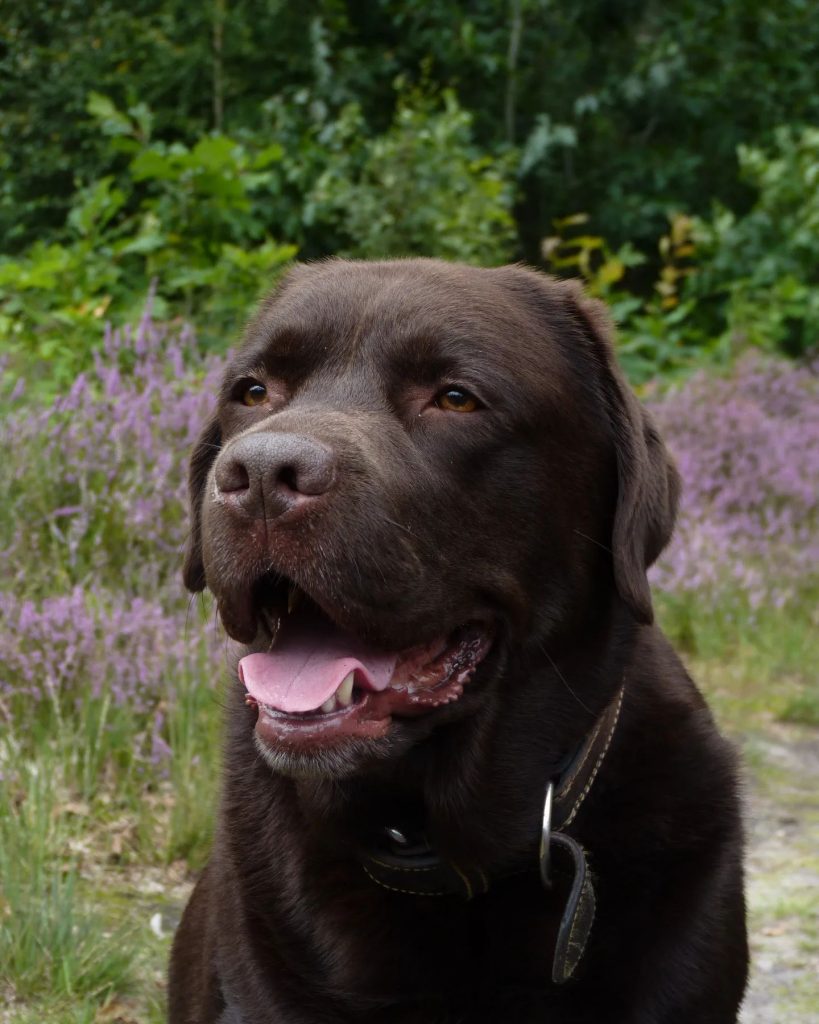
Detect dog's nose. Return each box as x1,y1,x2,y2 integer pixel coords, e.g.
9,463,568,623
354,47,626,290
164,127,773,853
214,433,336,519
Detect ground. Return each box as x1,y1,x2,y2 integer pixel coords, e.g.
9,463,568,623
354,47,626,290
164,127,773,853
740,723,819,1023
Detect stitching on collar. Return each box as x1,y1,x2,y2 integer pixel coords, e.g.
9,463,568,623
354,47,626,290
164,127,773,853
559,685,624,830
362,863,448,896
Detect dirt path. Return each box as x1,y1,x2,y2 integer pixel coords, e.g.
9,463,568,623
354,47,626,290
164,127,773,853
740,723,819,1023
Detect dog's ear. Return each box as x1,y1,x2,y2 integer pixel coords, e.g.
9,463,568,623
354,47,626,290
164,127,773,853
561,281,680,624
182,415,222,593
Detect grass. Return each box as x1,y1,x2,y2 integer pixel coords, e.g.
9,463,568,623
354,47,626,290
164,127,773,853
656,588,819,733
778,690,819,728
0,746,157,1020
0,622,222,1023
0,589,817,1021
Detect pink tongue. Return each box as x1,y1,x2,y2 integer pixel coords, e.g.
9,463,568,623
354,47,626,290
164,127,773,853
238,613,399,713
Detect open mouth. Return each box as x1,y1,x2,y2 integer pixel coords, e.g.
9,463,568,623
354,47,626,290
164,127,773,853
236,577,494,748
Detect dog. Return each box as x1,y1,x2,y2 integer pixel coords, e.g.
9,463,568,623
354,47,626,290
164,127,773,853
169,259,748,1023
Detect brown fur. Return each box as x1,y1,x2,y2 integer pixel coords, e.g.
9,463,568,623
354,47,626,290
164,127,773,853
169,259,748,1023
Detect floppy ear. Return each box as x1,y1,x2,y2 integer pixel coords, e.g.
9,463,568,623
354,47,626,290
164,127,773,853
182,415,222,593
562,281,680,624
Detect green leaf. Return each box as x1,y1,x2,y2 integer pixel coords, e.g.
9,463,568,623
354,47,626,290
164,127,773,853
252,144,284,169
130,149,177,182
191,136,242,172
86,92,133,138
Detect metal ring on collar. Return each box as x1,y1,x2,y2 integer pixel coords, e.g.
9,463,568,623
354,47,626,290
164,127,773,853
539,780,554,888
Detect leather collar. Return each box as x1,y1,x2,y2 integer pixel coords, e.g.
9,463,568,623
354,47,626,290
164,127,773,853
360,683,625,983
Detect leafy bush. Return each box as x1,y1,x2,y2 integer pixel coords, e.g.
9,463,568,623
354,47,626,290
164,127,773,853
543,212,712,383
0,85,521,391
306,86,517,264
5,0,819,270
0,95,295,389
690,125,819,357
545,148,819,380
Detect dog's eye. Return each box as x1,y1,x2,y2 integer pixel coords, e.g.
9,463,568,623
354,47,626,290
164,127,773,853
435,388,480,413
241,383,267,407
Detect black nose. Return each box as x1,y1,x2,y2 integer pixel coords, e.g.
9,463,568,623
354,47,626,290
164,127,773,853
214,432,336,519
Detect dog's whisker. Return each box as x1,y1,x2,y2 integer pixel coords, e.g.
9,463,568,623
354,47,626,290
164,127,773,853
572,528,614,556
382,516,414,537
538,643,594,715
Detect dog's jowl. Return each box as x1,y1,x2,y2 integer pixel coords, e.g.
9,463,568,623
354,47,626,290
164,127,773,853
169,259,749,1024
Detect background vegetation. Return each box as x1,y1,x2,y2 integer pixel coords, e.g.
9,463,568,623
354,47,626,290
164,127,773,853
2,0,819,385
0,1,817,1021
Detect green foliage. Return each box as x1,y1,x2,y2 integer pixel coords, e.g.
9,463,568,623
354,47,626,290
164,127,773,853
690,126,819,357
4,0,818,261
307,86,517,263
0,236,121,387
1,1,818,386
0,82,517,387
544,141,819,379
0,0,316,250
543,212,714,383
110,112,296,331
0,95,295,386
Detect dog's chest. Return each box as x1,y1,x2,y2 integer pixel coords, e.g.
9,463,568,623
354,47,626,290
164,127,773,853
297,870,566,1003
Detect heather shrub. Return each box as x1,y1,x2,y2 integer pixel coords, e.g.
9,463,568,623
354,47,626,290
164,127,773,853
1,303,223,597
0,586,204,727
0,304,228,800
650,353,819,608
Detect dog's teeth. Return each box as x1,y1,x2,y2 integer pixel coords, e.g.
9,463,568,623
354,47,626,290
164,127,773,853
287,584,302,614
320,695,337,714
262,609,280,643
336,671,355,707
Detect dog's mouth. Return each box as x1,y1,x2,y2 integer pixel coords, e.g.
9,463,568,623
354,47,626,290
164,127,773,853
236,579,494,748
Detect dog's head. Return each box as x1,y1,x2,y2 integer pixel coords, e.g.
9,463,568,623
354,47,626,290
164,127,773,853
184,260,678,776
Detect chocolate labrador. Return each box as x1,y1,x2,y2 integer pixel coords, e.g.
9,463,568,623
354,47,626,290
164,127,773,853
169,259,748,1023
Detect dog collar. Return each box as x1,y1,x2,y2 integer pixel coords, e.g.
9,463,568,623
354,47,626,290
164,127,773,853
361,683,625,983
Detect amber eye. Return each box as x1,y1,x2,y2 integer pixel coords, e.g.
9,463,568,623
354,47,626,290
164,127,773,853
435,388,480,413
241,382,267,407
